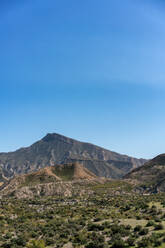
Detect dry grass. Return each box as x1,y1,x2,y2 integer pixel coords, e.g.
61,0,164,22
119,218,147,228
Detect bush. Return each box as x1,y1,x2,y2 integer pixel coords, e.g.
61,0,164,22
27,240,46,248
154,217,161,222
111,239,127,248
87,223,104,231
146,220,154,227
85,242,105,248
139,228,148,236
137,237,151,248
154,223,164,230
127,237,135,246
110,224,130,237
134,225,142,232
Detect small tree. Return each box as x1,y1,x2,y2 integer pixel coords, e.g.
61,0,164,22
27,240,46,248
111,239,127,248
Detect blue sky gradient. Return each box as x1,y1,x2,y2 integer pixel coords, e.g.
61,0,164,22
0,0,165,158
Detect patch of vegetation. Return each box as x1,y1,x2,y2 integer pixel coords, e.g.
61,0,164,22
1,184,165,247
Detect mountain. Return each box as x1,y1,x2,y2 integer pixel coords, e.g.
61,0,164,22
0,133,146,180
125,154,165,193
0,163,104,198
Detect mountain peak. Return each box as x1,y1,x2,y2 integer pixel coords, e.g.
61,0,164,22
42,133,63,141
42,133,76,144
0,133,146,180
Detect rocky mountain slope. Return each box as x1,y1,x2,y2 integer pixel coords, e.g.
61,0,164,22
0,163,104,198
125,154,165,193
0,133,146,180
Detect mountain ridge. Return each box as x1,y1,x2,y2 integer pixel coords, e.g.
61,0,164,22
125,153,165,193
0,133,146,180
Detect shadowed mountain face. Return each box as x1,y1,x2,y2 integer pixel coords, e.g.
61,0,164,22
0,133,146,180
125,154,165,193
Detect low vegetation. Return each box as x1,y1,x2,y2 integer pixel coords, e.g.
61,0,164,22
1,181,165,248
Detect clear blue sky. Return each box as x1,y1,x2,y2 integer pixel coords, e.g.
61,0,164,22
0,0,165,159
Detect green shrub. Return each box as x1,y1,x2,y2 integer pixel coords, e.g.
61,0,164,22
146,220,154,227
154,223,164,230
134,225,142,232
27,240,46,248
111,239,127,248
139,228,148,235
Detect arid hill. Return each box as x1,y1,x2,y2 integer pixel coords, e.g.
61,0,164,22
0,163,104,198
125,154,165,193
